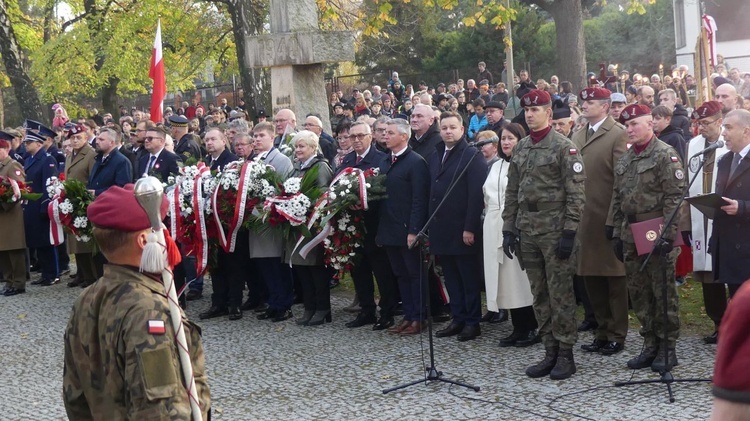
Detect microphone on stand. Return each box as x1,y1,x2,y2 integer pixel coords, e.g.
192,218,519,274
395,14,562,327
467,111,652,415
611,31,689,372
690,140,724,158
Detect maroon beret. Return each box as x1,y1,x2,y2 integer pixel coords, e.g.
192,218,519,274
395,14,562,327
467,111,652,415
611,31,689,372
521,89,551,107
619,104,652,124
66,124,86,139
579,87,611,100
713,282,750,403
692,100,722,120
87,184,168,232
0,139,10,149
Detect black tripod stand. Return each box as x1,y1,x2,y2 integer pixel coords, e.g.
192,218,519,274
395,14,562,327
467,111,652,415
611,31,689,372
614,151,713,402
383,147,481,394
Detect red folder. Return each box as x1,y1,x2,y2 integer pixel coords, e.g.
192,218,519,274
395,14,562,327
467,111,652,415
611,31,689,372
630,217,684,256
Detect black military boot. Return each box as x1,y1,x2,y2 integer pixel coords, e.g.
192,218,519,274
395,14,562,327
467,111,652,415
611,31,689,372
627,346,659,369
651,347,679,372
525,347,558,378
550,348,577,380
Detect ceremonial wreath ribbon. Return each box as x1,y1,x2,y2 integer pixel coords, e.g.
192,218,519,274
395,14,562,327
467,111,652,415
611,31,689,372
48,195,67,246
192,163,210,274
212,162,253,253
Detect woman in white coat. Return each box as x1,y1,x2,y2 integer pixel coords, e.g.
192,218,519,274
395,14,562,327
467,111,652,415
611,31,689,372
482,123,539,347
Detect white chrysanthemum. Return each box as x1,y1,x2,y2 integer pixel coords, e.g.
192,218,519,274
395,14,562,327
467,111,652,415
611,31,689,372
73,216,88,229
59,199,74,214
79,235,91,242
283,178,301,194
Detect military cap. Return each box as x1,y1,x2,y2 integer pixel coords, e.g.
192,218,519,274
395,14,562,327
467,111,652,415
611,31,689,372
611,93,627,103
551,99,571,119
66,124,87,139
485,101,506,110
0,130,16,141
88,184,168,232
618,104,652,124
579,87,611,100
24,119,56,139
692,100,722,120
521,89,551,107
257,109,268,118
168,115,189,127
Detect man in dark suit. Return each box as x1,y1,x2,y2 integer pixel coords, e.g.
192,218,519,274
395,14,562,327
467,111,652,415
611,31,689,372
21,121,60,285
203,128,237,171
428,111,486,342
711,109,750,296
409,104,442,161
137,127,181,182
338,121,399,331
169,115,203,163
377,118,430,336
88,128,132,196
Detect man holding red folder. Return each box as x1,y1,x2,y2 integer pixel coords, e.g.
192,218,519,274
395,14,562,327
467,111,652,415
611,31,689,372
610,104,685,372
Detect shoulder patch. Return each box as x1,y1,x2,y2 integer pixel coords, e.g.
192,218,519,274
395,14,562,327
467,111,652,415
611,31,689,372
573,162,583,173
671,156,679,162
148,320,166,335
675,169,684,180
569,148,578,155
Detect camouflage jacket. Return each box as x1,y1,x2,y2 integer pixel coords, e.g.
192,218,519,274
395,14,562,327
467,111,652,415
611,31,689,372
611,137,685,243
503,128,586,235
63,264,210,420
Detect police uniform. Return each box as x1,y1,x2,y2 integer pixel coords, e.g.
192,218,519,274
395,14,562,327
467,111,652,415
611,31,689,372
611,104,685,371
63,184,210,419
169,115,203,162
503,90,586,379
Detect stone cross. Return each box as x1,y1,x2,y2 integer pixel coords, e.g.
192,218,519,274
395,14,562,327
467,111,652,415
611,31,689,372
245,0,355,133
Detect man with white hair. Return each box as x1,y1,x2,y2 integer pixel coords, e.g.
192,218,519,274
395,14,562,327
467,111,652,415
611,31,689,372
302,115,336,163
408,104,442,160
273,108,297,148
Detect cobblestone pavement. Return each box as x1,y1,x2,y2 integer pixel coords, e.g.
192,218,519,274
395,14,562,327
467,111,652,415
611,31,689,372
2,271,716,420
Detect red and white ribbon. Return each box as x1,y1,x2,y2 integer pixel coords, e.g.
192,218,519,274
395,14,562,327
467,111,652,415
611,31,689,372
263,193,306,225
48,197,66,246
169,182,181,240
212,162,252,252
192,163,210,274
9,178,21,202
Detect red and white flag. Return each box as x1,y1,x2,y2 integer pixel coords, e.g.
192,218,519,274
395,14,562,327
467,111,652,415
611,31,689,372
702,15,718,68
149,19,166,124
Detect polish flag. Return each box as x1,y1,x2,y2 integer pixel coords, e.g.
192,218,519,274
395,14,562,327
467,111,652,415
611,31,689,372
149,20,166,124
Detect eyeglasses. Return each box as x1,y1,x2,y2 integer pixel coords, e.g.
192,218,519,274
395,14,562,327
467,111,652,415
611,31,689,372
375,128,387,133
144,136,163,142
349,133,369,140
697,119,720,127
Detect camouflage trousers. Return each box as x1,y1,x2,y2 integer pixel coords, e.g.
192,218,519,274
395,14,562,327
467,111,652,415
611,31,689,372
520,231,578,349
623,242,680,348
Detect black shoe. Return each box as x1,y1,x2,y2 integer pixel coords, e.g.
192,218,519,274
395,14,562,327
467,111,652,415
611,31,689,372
457,325,481,342
240,299,261,311
272,309,293,322
39,277,60,286
60,267,71,276
307,310,331,326
393,302,404,316
80,279,94,288
227,306,243,320
550,348,576,380
199,306,228,320
581,338,608,352
31,278,45,285
3,287,26,296
329,278,340,289
577,320,598,332
436,322,465,338
373,317,395,331
296,310,315,325
293,295,304,305
526,347,558,378
514,330,541,347
67,277,84,288
499,330,522,347
253,303,270,314
651,348,679,373
432,312,452,323
627,347,658,369
703,331,718,344
481,310,508,323
257,309,278,320
345,312,377,328
599,341,624,355
186,290,203,301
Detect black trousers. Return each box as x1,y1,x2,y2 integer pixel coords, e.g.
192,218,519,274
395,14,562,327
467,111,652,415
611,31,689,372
36,246,58,280
438,254,482,326
510,305,538,331
574,275,596,324
386,246,426,321
295,265,332,312
210,248,247,308
255,258,293,312
351,245,398,318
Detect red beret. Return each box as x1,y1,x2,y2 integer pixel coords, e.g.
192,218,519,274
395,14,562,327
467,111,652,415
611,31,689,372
692,100,722,120
579,87,611,100
66,124,86,139
713,282,750,403
521,89,551,107
0,139,10,149
87,184,168,232
619,104,652,124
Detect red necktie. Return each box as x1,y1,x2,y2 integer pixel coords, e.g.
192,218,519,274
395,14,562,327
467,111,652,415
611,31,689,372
355,156,362,165
391,155,397,164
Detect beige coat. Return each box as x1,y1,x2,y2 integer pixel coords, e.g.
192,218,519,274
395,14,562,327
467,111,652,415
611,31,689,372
64,144,96,254
571,116,628,276
0,157,27,251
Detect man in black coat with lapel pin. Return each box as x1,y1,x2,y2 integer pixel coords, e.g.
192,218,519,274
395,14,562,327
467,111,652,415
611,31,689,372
137,126,180,182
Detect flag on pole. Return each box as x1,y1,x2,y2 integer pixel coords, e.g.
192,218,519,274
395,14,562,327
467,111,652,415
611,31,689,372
149,20,166,124
701,15,718,68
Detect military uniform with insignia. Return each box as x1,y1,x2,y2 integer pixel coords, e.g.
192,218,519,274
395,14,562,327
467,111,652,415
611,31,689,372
0,137,27,296
169,115,203,163
611,104,685,372
503,89,586,380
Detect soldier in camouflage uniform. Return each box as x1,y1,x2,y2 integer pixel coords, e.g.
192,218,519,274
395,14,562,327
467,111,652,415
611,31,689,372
63,185,211,419
610,104,685,373
502,89,586,380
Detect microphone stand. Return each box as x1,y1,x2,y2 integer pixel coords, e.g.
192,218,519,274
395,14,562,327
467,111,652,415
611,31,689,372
383,145,481,394
614,151,712,402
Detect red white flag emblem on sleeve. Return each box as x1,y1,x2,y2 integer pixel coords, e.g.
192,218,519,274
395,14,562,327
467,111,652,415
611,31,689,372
149,19,166,124
148,320,166,335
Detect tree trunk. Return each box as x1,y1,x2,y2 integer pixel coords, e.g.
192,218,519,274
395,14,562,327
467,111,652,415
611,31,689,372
226,0,268,118
101,76,119,116
0,87,5,127
534,0,587,91
0,0,45,122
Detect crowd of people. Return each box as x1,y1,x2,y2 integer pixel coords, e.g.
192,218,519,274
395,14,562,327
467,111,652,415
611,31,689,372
2,58,750,418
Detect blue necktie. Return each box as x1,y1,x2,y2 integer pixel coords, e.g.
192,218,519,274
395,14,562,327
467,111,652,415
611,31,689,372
146,155,157,174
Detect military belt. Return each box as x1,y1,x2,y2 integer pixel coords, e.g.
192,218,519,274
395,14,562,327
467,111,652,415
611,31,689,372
626,211,663,223
519,201,565,212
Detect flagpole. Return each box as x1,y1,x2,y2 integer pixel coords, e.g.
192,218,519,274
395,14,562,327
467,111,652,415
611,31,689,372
149,19,166,124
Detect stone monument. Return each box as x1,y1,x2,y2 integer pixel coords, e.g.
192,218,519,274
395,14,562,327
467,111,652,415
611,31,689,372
245,0,355,132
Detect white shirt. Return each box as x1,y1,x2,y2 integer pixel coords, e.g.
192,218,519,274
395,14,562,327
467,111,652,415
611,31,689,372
392,145,408,158
737,142,750,160
588,117,606,134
